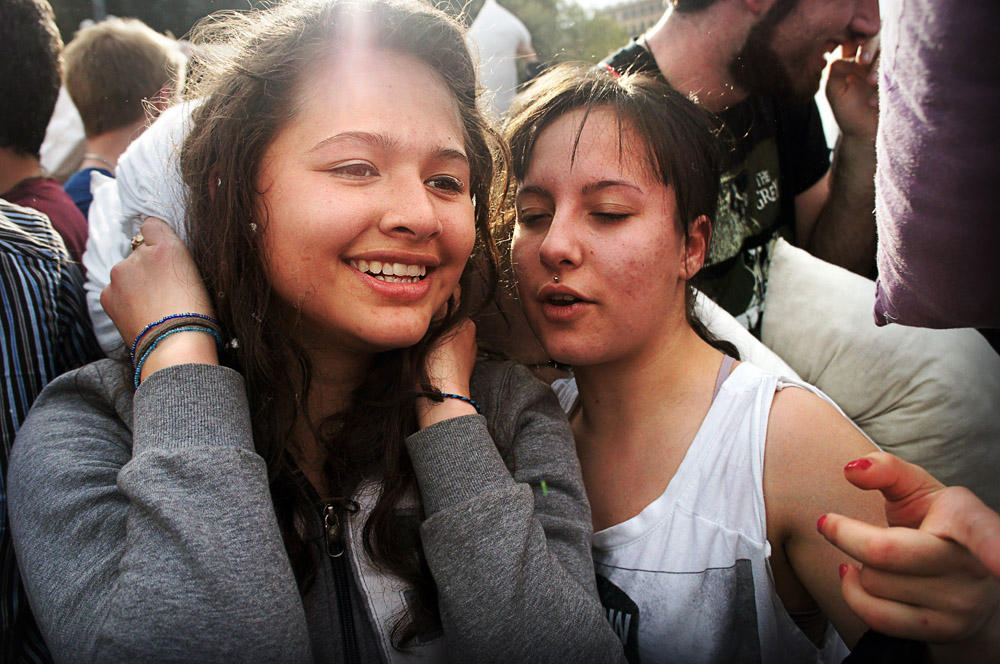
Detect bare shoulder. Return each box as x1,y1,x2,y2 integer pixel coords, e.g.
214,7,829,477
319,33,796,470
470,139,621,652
765,385,869,461
763,385,886,560
763,385,886,645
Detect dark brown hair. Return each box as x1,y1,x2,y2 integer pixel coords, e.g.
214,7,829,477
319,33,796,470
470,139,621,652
180,0,503,647
63,18,185,137
503,63,738,358
0,0,62,157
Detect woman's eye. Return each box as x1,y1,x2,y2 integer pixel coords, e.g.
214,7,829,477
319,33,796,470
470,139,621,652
592,211,630,223
516,210,551,227
427,175,466,193
331,162,377,178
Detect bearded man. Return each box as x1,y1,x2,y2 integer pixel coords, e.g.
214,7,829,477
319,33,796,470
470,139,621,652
601,0,880,331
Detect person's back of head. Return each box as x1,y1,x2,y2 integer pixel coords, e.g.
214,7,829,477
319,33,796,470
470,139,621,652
63,18,185,139
0,0,62,158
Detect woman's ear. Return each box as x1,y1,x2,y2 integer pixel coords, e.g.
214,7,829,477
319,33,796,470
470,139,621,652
682,214,711,280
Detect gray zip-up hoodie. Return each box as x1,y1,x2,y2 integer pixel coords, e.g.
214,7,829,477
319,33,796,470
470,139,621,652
8,358,625,664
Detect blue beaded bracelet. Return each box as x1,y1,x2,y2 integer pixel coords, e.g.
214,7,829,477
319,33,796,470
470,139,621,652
130,312,221,363
439,393,482,415
134,325,223,389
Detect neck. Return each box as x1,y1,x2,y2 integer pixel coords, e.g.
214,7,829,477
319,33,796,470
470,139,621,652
289,342,374,497
572,320,722,455
570,317,727,531
0,148,44,196
81,121,147,173
642,4,753,113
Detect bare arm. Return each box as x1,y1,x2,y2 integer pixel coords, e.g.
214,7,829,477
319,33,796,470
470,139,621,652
764,387,884,647
796,45,879,275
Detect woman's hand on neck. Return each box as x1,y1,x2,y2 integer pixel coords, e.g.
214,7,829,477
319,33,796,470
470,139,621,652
415,318,479,428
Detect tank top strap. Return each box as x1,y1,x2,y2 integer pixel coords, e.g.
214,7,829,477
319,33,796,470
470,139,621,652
712,355,737,401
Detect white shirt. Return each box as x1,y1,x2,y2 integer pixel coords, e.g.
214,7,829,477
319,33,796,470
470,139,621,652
554,363,860,663
466,0,533,117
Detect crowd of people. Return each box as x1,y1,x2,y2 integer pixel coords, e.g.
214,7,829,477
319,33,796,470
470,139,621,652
1,0,998,662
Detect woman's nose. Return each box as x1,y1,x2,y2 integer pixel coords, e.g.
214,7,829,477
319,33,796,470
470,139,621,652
380,179,442,241
537,211,582,270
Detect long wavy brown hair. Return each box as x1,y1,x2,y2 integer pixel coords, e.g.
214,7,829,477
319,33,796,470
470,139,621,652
179,0,504,647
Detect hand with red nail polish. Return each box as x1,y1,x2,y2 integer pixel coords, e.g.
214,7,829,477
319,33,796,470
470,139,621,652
843,457,872,472
819,452,1000,662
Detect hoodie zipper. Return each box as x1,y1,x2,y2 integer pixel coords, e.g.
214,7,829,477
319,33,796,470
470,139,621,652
323,499,360,664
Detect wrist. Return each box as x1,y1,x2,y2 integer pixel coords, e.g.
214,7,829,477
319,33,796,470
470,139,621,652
416,389,478,428
138,329,220,385
835,131,877,157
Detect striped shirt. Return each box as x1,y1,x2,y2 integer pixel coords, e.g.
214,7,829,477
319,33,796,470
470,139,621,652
0,199,101,662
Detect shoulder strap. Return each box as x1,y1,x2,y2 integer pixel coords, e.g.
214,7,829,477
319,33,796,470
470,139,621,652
712,355,736,401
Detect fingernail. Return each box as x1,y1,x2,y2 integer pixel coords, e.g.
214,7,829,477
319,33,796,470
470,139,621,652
839,564,848,579
816,514,827,533
844,458,873,471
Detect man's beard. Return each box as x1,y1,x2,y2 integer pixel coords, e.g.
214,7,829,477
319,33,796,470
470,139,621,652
728,0,819,103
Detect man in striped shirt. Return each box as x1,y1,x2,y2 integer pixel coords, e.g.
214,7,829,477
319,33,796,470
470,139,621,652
0,198,100,661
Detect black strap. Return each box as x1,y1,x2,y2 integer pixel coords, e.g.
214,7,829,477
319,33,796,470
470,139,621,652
599,41,662,79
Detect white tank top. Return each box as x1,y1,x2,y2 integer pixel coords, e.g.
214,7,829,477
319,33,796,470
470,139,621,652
553,362,855,664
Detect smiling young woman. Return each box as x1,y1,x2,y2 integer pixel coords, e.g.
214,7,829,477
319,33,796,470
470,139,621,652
5,2,624,662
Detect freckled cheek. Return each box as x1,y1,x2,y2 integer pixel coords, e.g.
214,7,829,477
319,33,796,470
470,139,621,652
615,255,658,301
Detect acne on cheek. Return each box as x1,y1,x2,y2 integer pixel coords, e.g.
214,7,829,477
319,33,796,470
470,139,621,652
618,256,655,298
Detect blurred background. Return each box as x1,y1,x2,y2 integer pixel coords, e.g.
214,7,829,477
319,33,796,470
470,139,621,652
49,0,630,64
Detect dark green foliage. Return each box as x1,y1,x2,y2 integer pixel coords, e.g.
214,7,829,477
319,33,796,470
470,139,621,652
439,0,627,65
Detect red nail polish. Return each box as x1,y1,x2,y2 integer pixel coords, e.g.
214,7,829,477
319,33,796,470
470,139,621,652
844,458,873,471
839,564,848,579
816,515,827,533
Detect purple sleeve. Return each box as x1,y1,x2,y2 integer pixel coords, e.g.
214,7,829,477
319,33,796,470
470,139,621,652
874,0,1000,329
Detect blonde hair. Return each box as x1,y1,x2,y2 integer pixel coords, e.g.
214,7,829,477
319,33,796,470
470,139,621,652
63,18,185,137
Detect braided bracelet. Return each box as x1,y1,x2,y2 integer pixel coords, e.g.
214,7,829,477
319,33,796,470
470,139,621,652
133,325,223,389
130,313,221,364
133,316,223,369
439,393,482,415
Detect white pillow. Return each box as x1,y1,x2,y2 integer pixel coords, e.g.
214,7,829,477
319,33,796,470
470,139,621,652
694,291,800,381
762,239,1000,510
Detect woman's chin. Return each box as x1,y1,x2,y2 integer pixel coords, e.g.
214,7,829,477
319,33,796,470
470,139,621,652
364,328,433,353
541,342,596,369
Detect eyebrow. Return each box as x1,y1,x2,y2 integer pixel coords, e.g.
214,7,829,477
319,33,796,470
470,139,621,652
516,184,551,201
581,179,640,195
516,179,639,201
308,131,469,165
